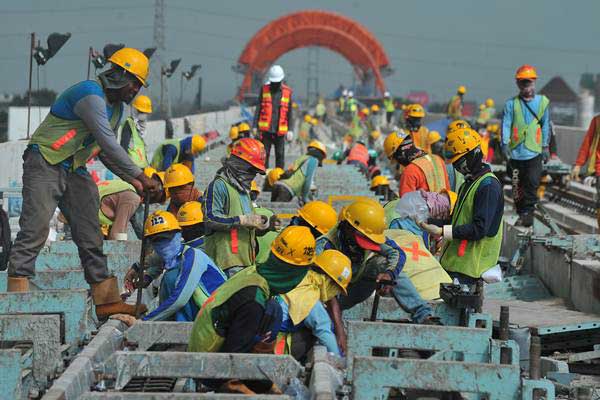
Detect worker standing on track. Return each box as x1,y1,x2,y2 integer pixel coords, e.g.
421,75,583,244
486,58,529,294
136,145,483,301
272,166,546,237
370,104,381,131
447,86,467,120
405,104,431,153
383,91,395,126
271,140,327,204
338,89,348,116
163,164,202,215
253,65,294,169
384,131,450,197
315,97,326,122
571,113,600,227
6,47,159,318
420,128,504,285
501,64,550,227
120,94,151,168
151,134,206,172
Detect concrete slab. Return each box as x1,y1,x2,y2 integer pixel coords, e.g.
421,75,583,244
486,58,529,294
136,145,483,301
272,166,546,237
570,258,600,314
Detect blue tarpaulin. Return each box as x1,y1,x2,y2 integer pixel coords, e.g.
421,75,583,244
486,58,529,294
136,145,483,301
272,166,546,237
426,117,452,139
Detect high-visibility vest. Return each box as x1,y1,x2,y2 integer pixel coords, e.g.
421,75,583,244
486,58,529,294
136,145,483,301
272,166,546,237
338,97,346,112
411,154,450,193
410,126,431,154
447,95,462,119
96,180,137,226
347,143,369,168
279,155,310,197
29,80,123,170
440,172,503,278
257,84,292,135
509,96,549,154
383,98,395,113
122,117,148,168
151,139,181,171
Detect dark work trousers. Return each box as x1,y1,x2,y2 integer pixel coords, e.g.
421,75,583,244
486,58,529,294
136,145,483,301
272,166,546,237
507,154,543,215
261,131,285,169
271,183,294,202
8,149,110,284
386,111,394,124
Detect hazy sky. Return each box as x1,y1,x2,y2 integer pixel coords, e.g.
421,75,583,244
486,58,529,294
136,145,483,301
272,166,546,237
1,0,600,106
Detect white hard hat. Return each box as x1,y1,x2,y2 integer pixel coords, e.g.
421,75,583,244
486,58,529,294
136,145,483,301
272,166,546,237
348,91,354,97
268,65,285,83
342,89,348,96
384,91,390,97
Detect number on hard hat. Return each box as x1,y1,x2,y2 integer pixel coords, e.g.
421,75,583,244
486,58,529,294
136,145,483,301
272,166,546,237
307,140,327,157
315,249,352,293
342,200,386,244
383,131,410,159
177,201,203,226
164,164,194,189
271,226,316,266
267,167,285,186
407,104,425,118
108,47,150,87
370,175,390,189
230,138,267,172
447,119,471,132
457,85,467,94
297,201,337,235
144,210,180,237
191,135,206,155
268,65,285,83
132,95,152,114
515,64,537,80
229,126,239,140
444,128,482,163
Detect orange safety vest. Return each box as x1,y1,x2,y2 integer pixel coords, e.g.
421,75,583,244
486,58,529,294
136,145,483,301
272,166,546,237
410,127,431,154
347,143,369,167
257,84,292,136
411,154,450,193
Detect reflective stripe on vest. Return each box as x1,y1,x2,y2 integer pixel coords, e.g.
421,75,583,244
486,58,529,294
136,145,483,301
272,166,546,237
258,84,292,135
411,154,449,193
51,129,77,150
347,144,369,167
510,95,549,153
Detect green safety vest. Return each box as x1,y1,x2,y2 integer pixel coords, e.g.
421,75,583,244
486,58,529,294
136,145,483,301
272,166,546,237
440,172,503,278
347,98,357,112
29,82,123,170
321,224,374,283
509,96,549,153
254,207,278,265
203,177,256,270
122,117,148,168
151,138,181,170
339,97,346,112
188,266,270,353
383,98,395,113
97,180,137,226
384,199,401,227
279,155,310,197
316,103,326,117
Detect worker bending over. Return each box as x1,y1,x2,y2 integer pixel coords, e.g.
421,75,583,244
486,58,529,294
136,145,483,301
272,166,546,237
338,140,370,176
163,163,202,215
120,95,152,168
151,134,206,172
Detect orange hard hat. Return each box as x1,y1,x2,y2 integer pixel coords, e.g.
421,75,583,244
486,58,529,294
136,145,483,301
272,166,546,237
515,64,538,80
230,138,267,173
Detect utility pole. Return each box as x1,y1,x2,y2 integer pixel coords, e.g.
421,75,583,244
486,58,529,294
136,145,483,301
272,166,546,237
306,47,320,106
26,32,35,139
153,0,170,118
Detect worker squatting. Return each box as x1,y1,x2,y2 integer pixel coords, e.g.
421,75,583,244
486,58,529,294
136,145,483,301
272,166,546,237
6,48,561,394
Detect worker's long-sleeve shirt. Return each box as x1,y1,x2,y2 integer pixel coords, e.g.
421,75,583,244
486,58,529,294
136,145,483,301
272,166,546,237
300,156,318,203
575,115,600,175
252,85,294,132
501,95,550,161
398,163,429,196
162,136,194,172
204,178,253,232
100,190,140,239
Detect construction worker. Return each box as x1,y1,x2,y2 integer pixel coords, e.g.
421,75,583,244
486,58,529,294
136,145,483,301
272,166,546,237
266,167,285,191
338,89,348,115
501,65,550,227
383,91,395,126
339,140,370,176
445,120,472,191
383,131,450,196
315,97,326,122
370,175,398,201
370,104,381,130
203,138,272,276
141,210,227,322
405,104,431,153
428,131,443,157
163,164,202,215
485,98,496,119
97,167,166,240
447,85,467,120
120,94,151,168
298,114,312,148
346,91,357,121
571,114,600,227
420,128,504,284
188,226,314,393
227,122,251,155
7,47,159,318
151,134,206,172
317,200,436,353
253,64,294,169
176,201,205,248
487,124,502,163
274,250,351,358
271,140,327,204
368,129,382,150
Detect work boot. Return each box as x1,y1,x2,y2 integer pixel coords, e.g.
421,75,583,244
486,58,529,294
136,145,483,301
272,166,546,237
219,380,256,394
7,276,29,292
91,276,147,319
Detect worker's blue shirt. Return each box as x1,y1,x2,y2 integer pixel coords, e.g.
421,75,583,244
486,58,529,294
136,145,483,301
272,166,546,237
143,246,227,322
162,136,195,172
300,155,319,202
204,177,253,227
501,95,550,161
184,236,204,249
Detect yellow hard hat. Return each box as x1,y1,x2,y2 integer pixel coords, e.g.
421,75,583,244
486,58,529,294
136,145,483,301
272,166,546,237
370,175,390,189
428,130,442,145
297,201,337,235
144,166,158,178
267,167,285,186
304,114,312,123
108,47,150,87
308,140,327,156
407,104,425,118
164,164,194,189
361,107,370,115
292,102,299,109
383,131,410,159
444,128,482,163
447,119,471,132
271,226,316,266
457,85,467,94
176,201,203,226
191,135,206,155
132,95,152,113
342,200,386,244
144,210,180,237
401,104,407,110
479,104,485,111
250,180,259,193
515,64,537,80
311,118,319,126
486,124,499,133
485,98,494,107
315,249,352,293
370,130,381,140
371,104,380,112
238,122,251,133
442,189,458,213
229,126,239,140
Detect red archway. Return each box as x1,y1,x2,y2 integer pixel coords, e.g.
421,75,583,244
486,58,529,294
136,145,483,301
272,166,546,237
235,10,392,99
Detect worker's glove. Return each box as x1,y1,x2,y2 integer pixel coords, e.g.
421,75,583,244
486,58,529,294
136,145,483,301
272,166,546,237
418,221,443,237
570,165,581,182
239,214,269,230
501,145,511,161
542,146,550,163
285,131,294,142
